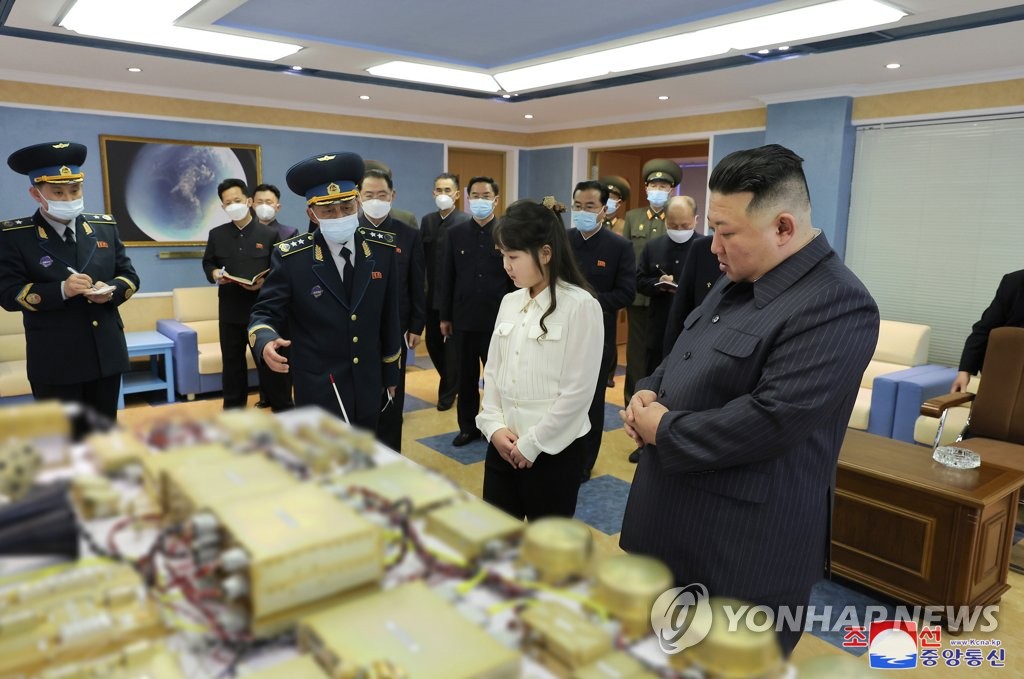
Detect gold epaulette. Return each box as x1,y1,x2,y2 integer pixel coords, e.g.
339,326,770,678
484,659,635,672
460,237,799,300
277,233,315,256
1,217,35,231
358,227,397,248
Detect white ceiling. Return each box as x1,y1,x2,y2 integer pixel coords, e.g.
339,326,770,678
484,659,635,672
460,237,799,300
1,0,1023,133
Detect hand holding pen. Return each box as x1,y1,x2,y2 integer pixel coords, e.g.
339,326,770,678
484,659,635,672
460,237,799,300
64,266,94,298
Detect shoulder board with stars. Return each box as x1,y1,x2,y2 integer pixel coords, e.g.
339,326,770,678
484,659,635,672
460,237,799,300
358,227,397,248
83,213,116,224
1,216,36,232
277,233,315,256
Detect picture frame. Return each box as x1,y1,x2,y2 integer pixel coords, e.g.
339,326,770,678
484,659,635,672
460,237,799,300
99,135,261,246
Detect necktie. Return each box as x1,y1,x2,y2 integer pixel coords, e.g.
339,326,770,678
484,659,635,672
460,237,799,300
340,246,354,299
64,228,75,246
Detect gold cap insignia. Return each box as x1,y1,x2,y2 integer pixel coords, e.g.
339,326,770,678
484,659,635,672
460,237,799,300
59,166,72,177
327,182,340,195
317,154,336,162
653,172,664,178
52,143,70,149
26,293,41,305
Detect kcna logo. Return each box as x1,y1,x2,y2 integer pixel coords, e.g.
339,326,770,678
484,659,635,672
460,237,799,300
650,583,713,654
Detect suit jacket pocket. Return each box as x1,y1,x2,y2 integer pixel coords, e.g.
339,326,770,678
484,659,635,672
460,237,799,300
681,466,771,504
712,327,760,358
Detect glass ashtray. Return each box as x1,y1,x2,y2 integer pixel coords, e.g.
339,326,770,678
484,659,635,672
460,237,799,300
933,445,981,469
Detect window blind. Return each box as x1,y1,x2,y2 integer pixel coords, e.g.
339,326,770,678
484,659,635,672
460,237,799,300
845,116,1024,367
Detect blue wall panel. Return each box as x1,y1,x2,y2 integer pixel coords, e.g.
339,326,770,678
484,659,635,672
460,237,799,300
711,130,765,172
0,105,444,292
518,147,574,209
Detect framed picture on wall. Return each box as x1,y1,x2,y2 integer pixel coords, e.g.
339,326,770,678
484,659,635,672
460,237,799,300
99,135,261,246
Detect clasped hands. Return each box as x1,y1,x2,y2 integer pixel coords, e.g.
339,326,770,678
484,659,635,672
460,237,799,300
492,427,532,470
619,389,669,447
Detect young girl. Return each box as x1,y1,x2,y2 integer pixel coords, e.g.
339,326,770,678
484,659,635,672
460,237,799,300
476,199,604,520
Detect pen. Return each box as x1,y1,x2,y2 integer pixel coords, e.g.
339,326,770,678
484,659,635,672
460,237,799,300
655,264,668,276
66,266,79,275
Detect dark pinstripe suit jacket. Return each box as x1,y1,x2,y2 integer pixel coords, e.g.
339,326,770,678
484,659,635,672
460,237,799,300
620,232,879,611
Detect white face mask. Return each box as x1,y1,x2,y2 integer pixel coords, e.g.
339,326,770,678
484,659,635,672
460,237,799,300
318,213,359,245
605,197,619,214
44,197,84,222
666,228,695,244
254,204,277,221
224,202,250,221
647,189,669,209
361,199,391,220
435,194,455,211
469,198,495,220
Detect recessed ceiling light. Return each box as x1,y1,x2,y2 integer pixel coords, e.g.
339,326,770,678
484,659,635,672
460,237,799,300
524,114,534,119
757,48,771,54
359,95,371,100
886,62,901,69
778,45,790,51
658,95,669,101
126,67,142,73
291,65,303,71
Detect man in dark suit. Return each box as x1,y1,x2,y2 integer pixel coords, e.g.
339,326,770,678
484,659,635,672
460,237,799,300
1,141,140,421
438,176,514,446
249,152,402,432
360,168,425,452
620,144,879,656
363,160,417,228
251,182,297,410
568,180,635,481
421,172,469,411
203,178,284,410
951,268,1024,392
661,234,722,356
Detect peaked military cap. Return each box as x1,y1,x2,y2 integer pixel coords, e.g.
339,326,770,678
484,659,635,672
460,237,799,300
286,152,364,205
599,175,631,202
7,141,87,184
641,159,682,187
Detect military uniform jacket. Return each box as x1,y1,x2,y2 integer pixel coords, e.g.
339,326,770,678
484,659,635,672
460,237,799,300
360,214,425,336
637,234,696,351
202,219,281,324
248,229,402,427
0,211,140,385
622,206,667,307
438,217,515,333
569,227,635,342
620,233,879,610
421,209,471,311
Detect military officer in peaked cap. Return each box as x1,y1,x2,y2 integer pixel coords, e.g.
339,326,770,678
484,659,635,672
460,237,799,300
621,159,681,460
1,141,140,421
599,175,631,236
248,152,402,433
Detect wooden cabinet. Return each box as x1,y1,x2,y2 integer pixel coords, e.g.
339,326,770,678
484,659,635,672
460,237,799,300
832,430,1024,619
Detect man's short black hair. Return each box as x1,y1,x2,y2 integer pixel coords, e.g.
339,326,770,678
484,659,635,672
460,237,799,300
708,144,811,214
572,180,609,205
435,172,460,189
252,183,281,199
361,168,394,190
467,176,499,195
217,178,248,199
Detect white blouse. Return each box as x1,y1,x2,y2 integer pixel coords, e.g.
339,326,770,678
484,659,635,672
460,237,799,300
476,281,604,462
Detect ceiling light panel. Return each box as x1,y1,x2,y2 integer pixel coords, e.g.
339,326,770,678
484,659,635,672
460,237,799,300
366,61,500,93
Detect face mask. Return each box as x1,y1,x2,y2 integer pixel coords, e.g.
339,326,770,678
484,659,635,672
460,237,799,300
44,197,84,222
571,210,600,233
605,197,619,214
224,202,250,221
318,213,359,245
666,228,695,244
469,198,495,220
435,194,455,211
647,189,669,209
254,204,277,221
361,199,391,220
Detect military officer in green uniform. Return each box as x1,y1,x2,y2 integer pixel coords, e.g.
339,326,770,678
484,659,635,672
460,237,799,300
599,175,631,237
1,141,140,421
622,159,681,414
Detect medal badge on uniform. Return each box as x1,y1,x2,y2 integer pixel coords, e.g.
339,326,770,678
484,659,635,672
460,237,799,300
311,284,323,299
39,256,53,268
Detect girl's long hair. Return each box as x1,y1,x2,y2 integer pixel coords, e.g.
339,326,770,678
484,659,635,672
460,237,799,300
493,199,594,337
